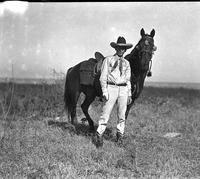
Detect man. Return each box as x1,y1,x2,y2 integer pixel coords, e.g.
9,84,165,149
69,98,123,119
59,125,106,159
94,36,133,148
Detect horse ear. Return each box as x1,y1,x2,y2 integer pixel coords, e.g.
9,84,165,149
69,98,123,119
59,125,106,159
150,29,155,37
140,28,145,36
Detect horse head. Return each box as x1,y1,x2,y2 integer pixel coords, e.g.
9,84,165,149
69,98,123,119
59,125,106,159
127,28,157,77
137,28,157,76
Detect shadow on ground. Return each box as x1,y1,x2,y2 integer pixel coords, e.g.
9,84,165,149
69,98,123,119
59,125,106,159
47,119,137,148
47,120,118,141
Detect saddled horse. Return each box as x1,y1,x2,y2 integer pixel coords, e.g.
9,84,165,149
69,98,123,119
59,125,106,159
64,28,157,132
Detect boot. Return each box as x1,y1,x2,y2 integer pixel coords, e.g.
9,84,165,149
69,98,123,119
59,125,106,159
93,132,103,148
116,132,124,146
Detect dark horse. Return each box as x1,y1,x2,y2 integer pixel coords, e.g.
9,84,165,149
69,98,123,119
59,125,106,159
64,28,157,132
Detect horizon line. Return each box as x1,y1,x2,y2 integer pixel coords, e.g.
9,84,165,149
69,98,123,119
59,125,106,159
0,76,200,85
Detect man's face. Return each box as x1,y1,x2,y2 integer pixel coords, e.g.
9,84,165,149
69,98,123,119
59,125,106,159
115,47,126,57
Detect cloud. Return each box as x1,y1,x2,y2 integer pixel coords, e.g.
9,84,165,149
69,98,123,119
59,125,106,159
0,1,28,16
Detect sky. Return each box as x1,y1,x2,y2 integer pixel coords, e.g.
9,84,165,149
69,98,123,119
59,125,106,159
0,1,200,83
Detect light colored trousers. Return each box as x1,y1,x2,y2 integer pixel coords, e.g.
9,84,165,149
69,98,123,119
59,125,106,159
97,84,128,136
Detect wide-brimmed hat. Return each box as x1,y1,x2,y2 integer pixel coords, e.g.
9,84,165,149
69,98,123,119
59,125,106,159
110,36,133,49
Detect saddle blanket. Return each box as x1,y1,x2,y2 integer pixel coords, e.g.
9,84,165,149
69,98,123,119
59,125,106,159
80,58,98,86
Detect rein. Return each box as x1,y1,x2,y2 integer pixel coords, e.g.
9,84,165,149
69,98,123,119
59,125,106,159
147,59,152,77
137,48,154,77
140,49,154,54
139,44,156,77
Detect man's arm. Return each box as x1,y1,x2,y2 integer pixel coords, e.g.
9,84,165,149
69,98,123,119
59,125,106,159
100,57,109,98
125,62,132,97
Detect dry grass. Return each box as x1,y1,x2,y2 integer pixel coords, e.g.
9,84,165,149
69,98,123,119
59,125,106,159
0,82,200,178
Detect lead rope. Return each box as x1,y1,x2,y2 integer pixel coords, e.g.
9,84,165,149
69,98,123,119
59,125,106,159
147,59,152,77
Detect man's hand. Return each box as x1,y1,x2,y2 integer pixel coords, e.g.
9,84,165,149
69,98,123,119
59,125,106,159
127,96,132,105
102,93,109,102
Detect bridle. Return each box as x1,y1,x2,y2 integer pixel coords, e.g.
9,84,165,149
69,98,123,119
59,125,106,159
137,35,156,76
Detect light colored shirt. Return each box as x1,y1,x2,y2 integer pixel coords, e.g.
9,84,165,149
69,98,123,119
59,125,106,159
100,54,132,97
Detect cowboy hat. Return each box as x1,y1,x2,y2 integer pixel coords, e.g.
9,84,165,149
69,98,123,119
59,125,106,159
110,36,133,49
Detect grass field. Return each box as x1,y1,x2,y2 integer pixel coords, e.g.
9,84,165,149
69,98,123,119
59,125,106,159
0,81,200,179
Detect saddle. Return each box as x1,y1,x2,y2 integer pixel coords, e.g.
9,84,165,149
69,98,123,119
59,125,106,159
80,52,104,86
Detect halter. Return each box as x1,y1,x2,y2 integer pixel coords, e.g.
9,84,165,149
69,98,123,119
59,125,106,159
140,48,155,54
138,35,155,77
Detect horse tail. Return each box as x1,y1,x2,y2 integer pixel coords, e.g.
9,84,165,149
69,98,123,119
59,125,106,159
64,67,73,120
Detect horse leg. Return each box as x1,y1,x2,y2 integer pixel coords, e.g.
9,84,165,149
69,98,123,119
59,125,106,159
70,92,80,125
81,94,96,132
125,102,135,119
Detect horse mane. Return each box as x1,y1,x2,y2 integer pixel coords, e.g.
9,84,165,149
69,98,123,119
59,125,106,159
125,43,140,77
124,38,149,100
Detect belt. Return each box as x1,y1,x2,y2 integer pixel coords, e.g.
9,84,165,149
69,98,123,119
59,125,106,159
107,82,127,86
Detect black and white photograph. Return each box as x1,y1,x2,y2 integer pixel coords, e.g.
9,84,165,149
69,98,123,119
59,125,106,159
0,1,200,178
